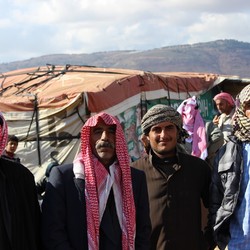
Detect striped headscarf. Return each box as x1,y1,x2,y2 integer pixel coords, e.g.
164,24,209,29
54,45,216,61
0,113,8,156
74,112,135,250
233,84,250,141
141,104,188,142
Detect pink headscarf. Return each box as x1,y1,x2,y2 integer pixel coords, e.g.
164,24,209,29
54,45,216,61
177,96,208,160
74,112,136,250
213,92,235,107
0,112,8,156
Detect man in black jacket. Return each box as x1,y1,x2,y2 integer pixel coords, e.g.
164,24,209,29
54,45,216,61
0,113,41,250
41,112,151,250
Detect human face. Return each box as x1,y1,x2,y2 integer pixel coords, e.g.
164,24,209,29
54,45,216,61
215,99,233,115
90,120,116,167
147,121,178,158
5,140,18,153
244,100,250,119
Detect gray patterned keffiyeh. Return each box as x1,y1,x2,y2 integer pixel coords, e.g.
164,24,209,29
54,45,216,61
141,104,188,142
234,84,250,141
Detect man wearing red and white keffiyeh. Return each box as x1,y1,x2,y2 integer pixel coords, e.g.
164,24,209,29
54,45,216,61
41,112,151,250
0,112,8,155
75,112,136,250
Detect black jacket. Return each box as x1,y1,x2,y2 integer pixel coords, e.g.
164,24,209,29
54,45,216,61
0,158,41,250
41,164,152,250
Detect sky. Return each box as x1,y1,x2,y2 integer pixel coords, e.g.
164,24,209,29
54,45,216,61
1,0,250,63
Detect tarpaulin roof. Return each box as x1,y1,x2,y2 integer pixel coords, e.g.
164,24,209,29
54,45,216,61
1,64,245,183
0,65,220,113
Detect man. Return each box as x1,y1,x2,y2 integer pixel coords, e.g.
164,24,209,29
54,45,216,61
2,134,21,163
209,84,250,250
0,113,41,249
131,104,212,250
213,92,235,144
41,112,151,250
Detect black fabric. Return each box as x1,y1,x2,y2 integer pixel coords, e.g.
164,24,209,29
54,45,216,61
0,158,41,250
100,189,122,250
0,203,11,250
152,153,178,176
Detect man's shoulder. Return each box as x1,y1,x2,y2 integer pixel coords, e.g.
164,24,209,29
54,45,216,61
130,165,146,176
51,163,74,175
0,157,34,179
178,152,211,170
179,151,202,161
130,166,147,190
215,138,240,166
131,155,150,170
48,163,75,185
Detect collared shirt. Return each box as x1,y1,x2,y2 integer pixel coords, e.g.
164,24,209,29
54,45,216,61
229,142,250,249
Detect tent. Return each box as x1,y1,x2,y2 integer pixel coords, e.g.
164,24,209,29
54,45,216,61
0,65,248,182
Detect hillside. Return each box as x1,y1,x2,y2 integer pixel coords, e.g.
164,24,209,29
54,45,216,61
1,39,250,78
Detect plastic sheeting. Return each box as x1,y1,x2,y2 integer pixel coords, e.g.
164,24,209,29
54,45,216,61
0,65,230,182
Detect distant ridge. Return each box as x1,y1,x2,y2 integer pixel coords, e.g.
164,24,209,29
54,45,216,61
1,39,250,78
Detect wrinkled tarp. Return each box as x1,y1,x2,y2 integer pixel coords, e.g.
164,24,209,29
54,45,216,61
0,65,236,182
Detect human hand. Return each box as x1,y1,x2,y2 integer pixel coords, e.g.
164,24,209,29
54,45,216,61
213,115,220,125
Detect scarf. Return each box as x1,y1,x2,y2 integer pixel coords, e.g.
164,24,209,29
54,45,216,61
73,112,136,250
177,96,208,160
141,104,189,143
213,92,235,107
234,84,250,141
0,113,8,156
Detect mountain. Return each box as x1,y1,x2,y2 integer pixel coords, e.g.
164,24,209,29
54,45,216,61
1,39,250,78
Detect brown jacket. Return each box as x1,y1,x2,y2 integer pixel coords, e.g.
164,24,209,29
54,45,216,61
132,150,211,250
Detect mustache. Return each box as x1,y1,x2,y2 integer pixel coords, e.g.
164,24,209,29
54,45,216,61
96,141,115,149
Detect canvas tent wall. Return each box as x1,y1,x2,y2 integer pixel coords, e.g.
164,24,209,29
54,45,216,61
0,65,246,183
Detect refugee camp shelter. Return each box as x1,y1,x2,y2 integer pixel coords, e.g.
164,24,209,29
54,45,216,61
0,65,248,182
